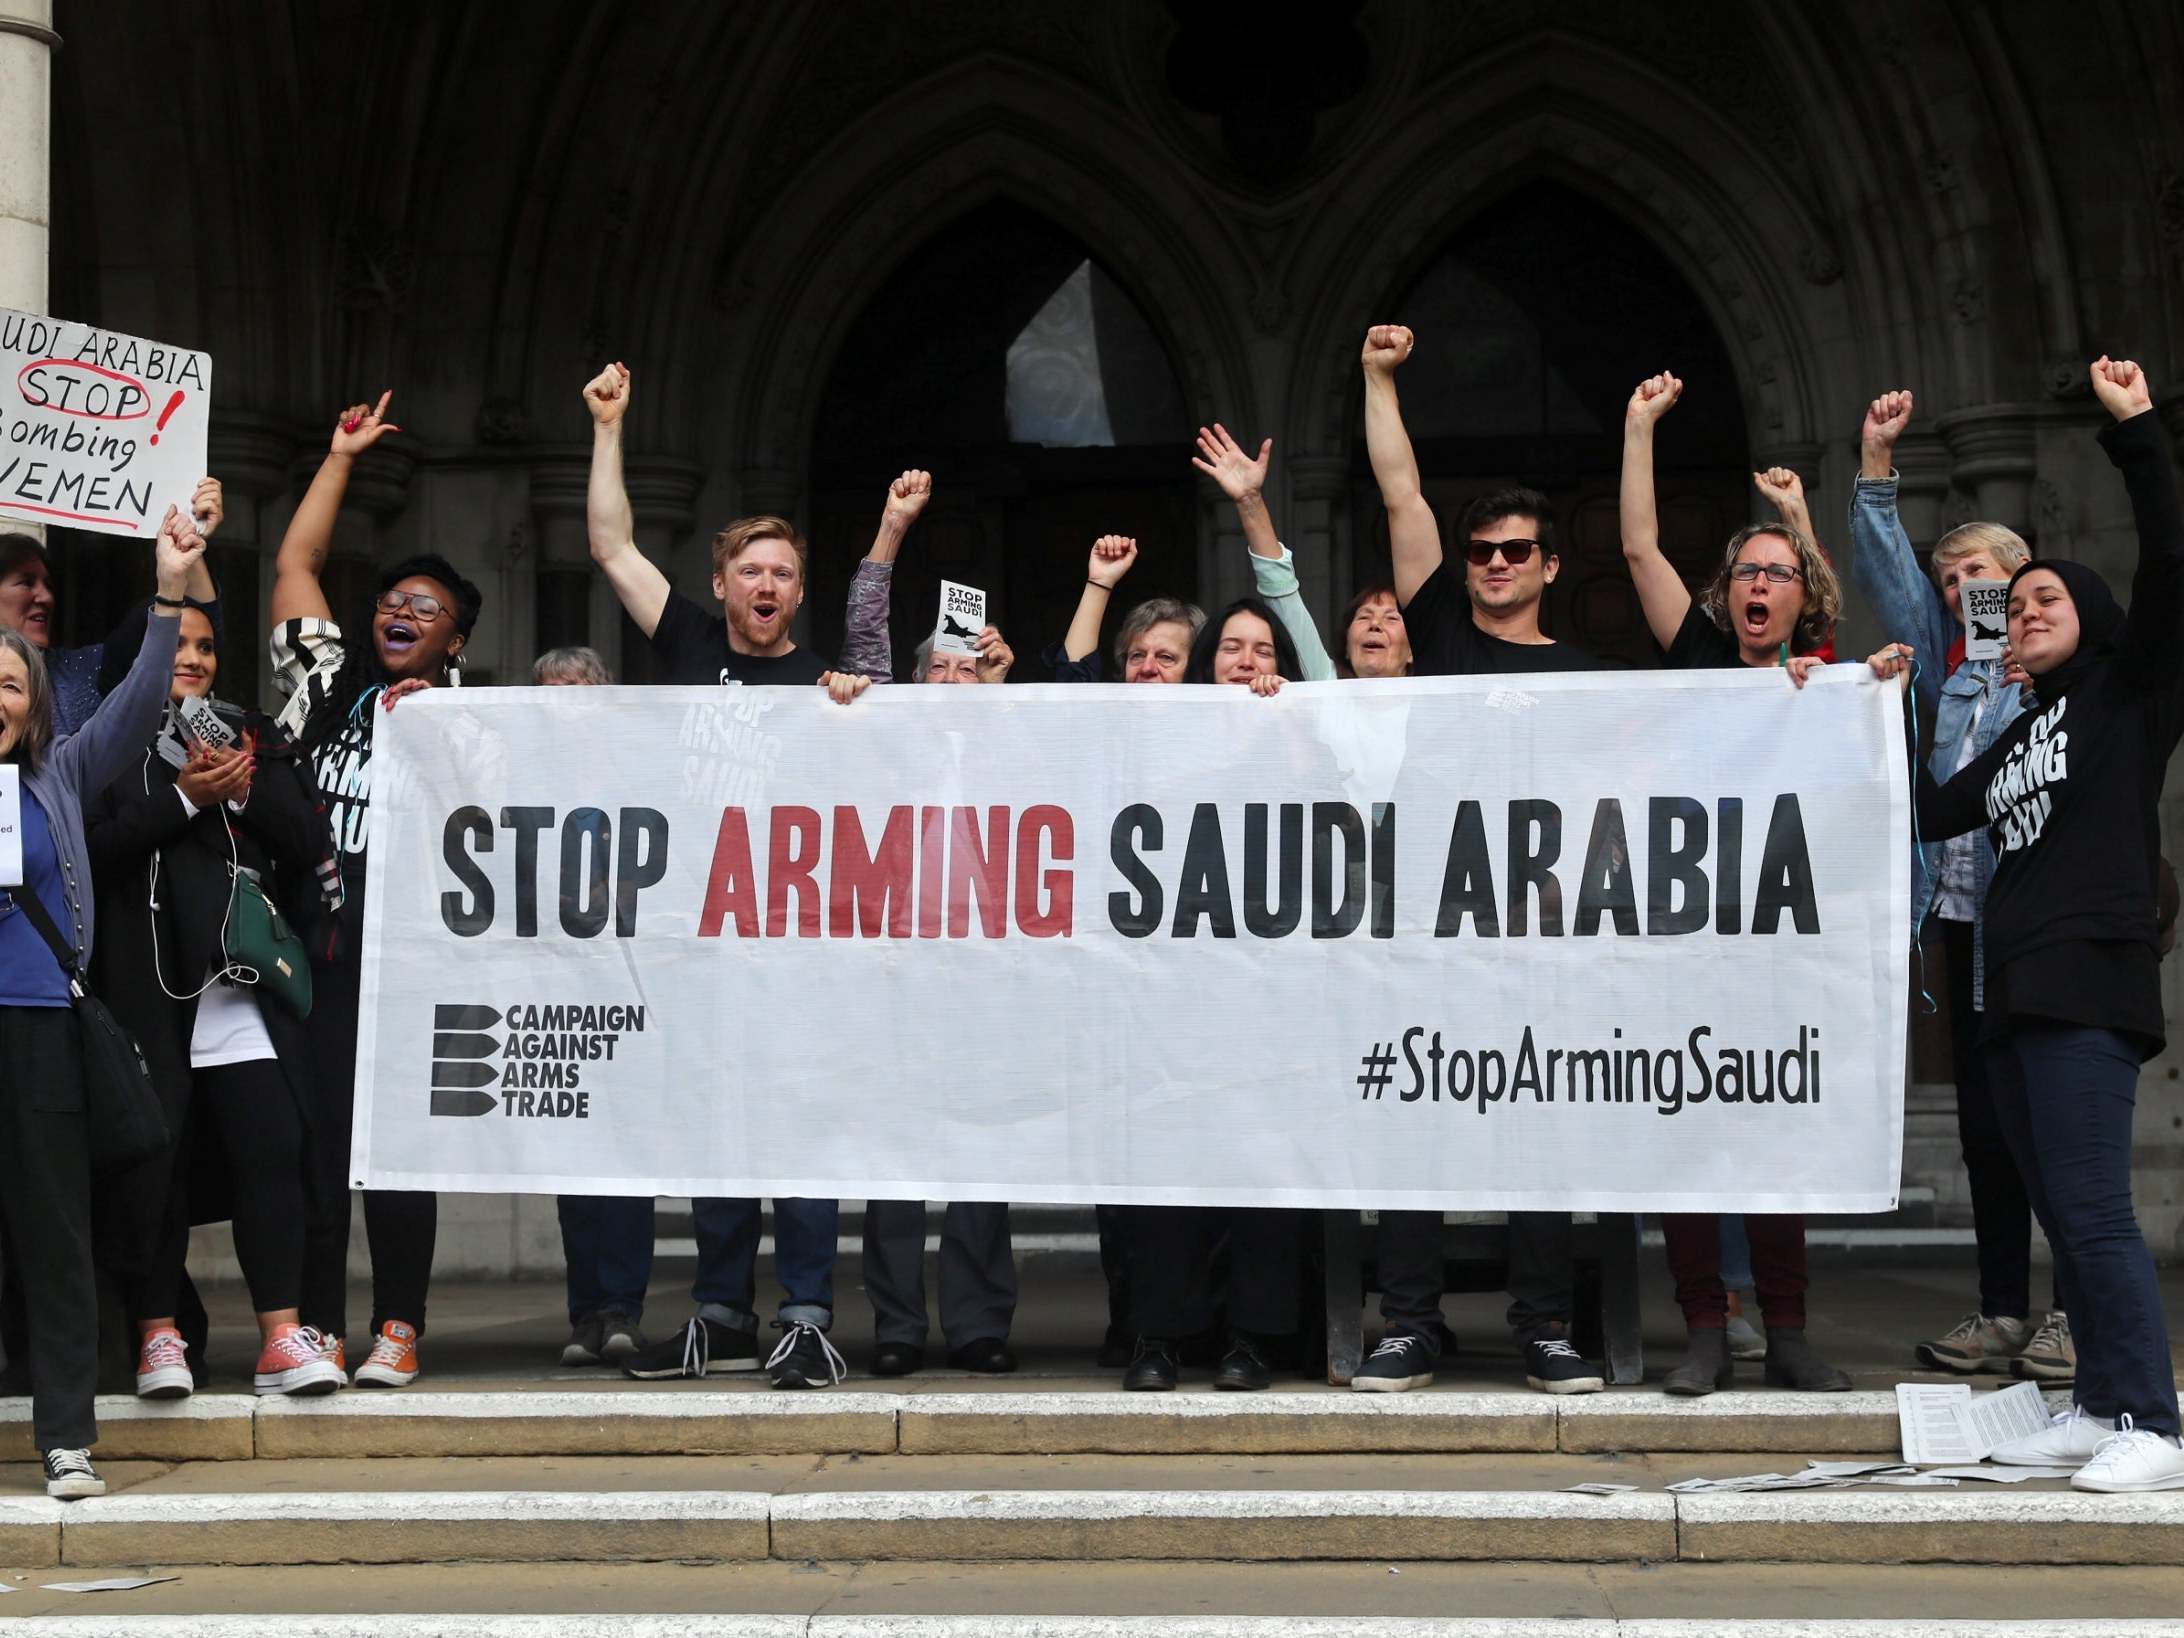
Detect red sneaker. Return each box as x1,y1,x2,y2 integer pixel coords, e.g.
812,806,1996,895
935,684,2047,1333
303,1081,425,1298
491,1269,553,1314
135,1327,192,1399
254,1326,343,1397
353,1321,421,1388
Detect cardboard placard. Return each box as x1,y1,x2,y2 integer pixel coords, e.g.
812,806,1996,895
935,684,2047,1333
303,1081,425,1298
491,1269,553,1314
1962,579,2009,662
0,307,211,537
933,580,986,656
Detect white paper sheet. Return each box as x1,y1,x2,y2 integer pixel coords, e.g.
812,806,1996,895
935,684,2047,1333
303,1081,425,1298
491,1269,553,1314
1963,1380,2052,1453
40,1577,180,1593
1897,1383,1979,1463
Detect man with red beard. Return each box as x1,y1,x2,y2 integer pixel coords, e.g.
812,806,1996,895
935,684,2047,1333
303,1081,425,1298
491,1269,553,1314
582,361,886,1389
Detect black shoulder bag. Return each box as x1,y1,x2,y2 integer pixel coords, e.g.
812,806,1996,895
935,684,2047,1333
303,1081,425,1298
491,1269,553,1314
8,888,171,1172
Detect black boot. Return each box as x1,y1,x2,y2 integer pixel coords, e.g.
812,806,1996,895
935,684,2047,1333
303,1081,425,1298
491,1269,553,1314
1663,1326,1733,1396
1763,1327,1853,1392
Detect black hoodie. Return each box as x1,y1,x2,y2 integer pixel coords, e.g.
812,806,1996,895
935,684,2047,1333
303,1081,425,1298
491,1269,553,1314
1914,410,2184,1056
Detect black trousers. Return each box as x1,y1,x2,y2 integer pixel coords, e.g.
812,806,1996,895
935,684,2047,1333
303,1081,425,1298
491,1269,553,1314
1939,916,2053,1320
134,1058,307,1320
299,963,436,1340
1121,1205,1302,1340
1378,1209,1574,1357
0,1005,98,1450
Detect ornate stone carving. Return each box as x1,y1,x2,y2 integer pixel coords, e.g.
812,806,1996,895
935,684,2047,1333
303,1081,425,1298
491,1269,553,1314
1798,240,1843,286
1935,403,2040,531
1949,276,1985,324
334,225,413,312
2033,478,2067,546
476,396,532,445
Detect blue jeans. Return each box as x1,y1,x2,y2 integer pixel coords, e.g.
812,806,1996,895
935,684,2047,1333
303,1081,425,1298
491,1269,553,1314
1720,1215,1754,1294
1984,1023,2178,1437
556,1195,656,1325
691,1197,837,1332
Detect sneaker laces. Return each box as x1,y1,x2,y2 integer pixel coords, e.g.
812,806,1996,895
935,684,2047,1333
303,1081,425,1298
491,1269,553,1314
1534,1338,1584,1362
2027,1311,2071,1353
1367,1335,1421,1362
2085,1413,2152,1467
767,1321,847,1385
45,1448,94,1478
1934,1312,1986,1344
140,1331,187,1370
678,1316,712,1377
263,1329,320,1367
364,1329,411,1369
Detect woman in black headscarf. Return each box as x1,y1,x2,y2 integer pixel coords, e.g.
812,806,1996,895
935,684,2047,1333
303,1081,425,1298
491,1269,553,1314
1886,356,2183,1493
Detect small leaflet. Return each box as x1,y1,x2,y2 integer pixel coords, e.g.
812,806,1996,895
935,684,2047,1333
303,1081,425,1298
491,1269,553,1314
40,1577,182,1593
1562,1482,1640,1495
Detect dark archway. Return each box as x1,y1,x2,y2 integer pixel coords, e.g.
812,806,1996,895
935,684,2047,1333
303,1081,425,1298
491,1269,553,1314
1350,180,1751,668
806,200,1195,677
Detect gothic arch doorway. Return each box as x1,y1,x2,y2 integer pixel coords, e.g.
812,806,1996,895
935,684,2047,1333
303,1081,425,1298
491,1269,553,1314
1351,180,1752,669
805,200,1197,677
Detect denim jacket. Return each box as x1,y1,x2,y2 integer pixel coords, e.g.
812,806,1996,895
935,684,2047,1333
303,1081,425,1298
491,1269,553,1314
1849,473,2025,1005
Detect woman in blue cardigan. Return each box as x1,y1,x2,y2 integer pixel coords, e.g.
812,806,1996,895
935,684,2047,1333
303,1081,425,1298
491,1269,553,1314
0,506,201,1499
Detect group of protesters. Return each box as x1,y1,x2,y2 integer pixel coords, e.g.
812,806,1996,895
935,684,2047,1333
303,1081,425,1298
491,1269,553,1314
0,329,2177,1500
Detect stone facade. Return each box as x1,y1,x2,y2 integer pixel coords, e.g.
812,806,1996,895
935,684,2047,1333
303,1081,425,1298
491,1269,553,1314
14,1,2184,1270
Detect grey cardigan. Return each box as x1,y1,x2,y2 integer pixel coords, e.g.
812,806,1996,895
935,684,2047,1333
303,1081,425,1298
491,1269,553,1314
14,609,180,968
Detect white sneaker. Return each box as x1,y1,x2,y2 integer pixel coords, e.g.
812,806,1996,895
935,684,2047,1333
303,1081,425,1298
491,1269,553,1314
41,1448,105,1500
2071,1416,2184,1493
1990,1403,2115,1466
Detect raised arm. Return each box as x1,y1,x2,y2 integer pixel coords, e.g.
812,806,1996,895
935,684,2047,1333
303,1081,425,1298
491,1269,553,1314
1618,372,1695,651
1846,390,1949,714
184,474,222,604
582,362,671,639
1192,423,1279,558
2091,357,2180,685
1360,326,1440,605
840,470,932,682
1752,465,1816,548
273,392,396,627
1063,535,1136,663
61,507,196,797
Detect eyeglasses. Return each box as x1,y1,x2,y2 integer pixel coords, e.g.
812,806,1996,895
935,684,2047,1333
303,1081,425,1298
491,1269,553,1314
376,589,449,622
1728,563,1802,584
1465,539,1540,566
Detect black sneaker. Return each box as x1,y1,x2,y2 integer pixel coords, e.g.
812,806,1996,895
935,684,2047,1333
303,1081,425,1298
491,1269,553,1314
1213,1333,1272,1392
1124,1335,1179,1392
1525,1336,1605,1395
42,1448,105,1500
620,1315,758,1379
767,1321,847,1389
1351,1333,1435,1393
560,1314,606,1367
597,1309,645,1363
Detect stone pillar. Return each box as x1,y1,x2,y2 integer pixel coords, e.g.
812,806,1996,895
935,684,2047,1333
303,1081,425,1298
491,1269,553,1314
1285,455,1351,634
1889,431,1954,546
0,2,55,543
1934,404,2041,534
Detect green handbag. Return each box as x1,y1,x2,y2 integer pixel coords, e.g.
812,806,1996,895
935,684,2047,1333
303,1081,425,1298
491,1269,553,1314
223,864,313,1018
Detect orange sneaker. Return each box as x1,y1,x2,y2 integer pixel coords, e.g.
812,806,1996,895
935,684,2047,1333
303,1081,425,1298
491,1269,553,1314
352,1321,421,1388
254,1326,343,1397
135,1327,193,1399
319,1333,349,1386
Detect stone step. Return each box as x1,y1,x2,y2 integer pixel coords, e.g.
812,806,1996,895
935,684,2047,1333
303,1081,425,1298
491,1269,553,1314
5,1617,2184,1637
2,1388,1946,1463
1,1474,2179,1569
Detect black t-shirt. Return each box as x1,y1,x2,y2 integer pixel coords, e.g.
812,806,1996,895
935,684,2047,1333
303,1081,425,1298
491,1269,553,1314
649,587,830,687
1402,562,1598,675
1663,602,1746,671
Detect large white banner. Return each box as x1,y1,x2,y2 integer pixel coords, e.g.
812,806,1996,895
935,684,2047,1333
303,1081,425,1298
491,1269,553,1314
355,670,1908,1211
0,308,211,537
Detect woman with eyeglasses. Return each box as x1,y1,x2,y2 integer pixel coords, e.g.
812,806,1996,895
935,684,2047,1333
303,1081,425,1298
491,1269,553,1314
267,390,486,1391
1618,369,1854,1396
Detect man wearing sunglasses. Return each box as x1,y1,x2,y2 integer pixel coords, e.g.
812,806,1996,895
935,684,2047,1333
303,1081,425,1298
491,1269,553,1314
1351,325,1607,1401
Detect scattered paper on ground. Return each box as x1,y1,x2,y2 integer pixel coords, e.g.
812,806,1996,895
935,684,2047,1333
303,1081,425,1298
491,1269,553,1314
1896,1379,2049,1463
1562,1482,1640,1494
1806,1461,1916,1478
1864,1474,1962,1487
1929,1465,2079,1481
39,1577,180,1593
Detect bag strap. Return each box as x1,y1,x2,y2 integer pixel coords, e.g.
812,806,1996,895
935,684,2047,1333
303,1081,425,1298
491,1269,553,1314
6,886,87,999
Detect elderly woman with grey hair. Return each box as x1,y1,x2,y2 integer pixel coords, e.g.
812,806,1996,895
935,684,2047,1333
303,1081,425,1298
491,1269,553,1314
529,644,657,1366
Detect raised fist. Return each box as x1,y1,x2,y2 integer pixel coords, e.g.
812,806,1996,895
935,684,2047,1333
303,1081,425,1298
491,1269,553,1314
2089,355,2153,422
1625,372,1683,428
1752,466,1806,509
331,390,398,457
1190,423,1271,502
1861,389,1914,453
583,362,632,427
885,469,933,527
1087,534,1139,589
973,625,1014,684
190,476,225,538
1361,325,1414,374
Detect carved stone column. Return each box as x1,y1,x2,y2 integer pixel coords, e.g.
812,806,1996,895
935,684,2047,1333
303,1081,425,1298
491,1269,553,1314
1285,454,1352,632
1935,404,2041,534
0,2,54,539
1888,431,1954,546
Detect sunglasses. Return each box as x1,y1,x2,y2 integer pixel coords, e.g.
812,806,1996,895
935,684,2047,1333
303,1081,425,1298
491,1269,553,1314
1465,538,1541,566
376,589,449,623
1728,563,1802,585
